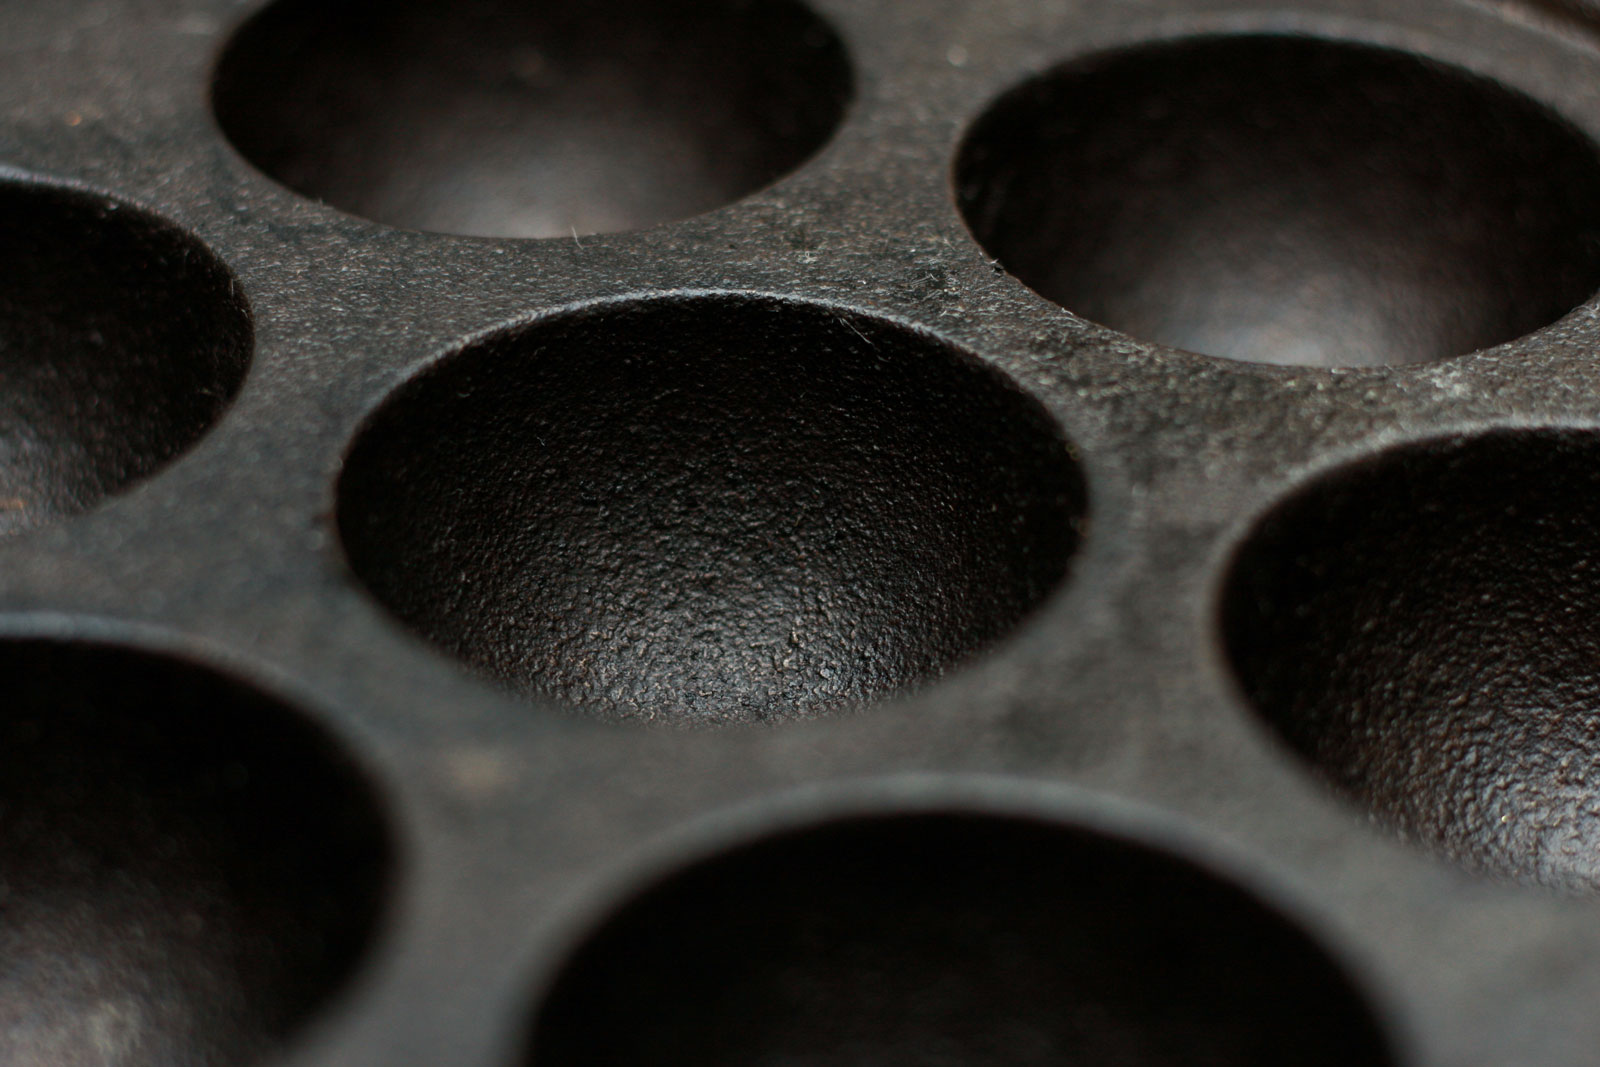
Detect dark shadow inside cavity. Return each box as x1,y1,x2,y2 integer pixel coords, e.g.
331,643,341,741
0,183,251,536
337,298,1084,727
955,34,1600,367
1223,431,1600,892
0,641,393,1066
212,0,851,237
526,813,1396,1066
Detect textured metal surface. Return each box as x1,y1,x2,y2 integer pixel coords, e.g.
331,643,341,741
336,295,1082,726
5,0,1600,1065
210,0,852,238
954,33,1600,367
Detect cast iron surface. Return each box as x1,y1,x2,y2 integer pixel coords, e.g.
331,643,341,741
6,0,1600,1065
954,32,1600,367
0,641,390,1066
0,182,250,537
529,814,1393,1066
210,0,852,238
337,294,1082,727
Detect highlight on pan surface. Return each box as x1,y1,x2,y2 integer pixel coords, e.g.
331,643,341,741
0,639,393,1066
1223,428,1600,892
523,811,1397,1066
956,34,1600,367
0,180,252,536
212,0,852,237
337,295,1085,727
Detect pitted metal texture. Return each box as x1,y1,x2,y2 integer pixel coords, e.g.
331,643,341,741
3,1,1600,1065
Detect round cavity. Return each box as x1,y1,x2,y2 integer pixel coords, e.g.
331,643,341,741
211,0,851,237
0,640,392,1065
337,297,1084,727
525,812,1395,1066
0,182,251,535
1222,430,1600,892
955,35,1600,367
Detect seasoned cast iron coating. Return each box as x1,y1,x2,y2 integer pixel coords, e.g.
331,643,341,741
2,1,1600,1065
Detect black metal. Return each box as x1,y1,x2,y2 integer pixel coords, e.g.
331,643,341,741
3,0,1600,1065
